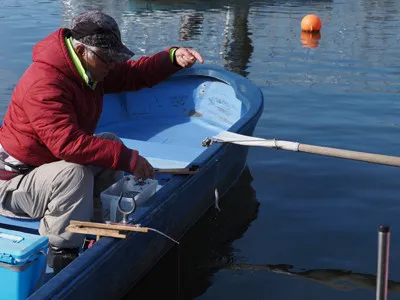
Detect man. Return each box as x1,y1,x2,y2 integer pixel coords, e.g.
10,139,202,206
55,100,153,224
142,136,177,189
0,10,203,272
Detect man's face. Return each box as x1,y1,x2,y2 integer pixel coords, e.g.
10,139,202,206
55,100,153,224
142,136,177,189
84,47,116,81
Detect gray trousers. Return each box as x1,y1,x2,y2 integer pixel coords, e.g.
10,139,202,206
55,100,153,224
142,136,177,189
0,132,123,248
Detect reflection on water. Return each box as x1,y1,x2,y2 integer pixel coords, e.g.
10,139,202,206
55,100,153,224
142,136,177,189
61,0,130,26
179,13,204,41
224,263,400,293
221,4,253,78
300,31,321,49
61,0,254,77
124,167,260,299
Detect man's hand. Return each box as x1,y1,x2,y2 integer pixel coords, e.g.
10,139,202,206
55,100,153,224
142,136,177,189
133,155,155,180
175,48,204,68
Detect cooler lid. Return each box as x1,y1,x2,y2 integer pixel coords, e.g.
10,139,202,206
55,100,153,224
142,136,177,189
0,228,48,264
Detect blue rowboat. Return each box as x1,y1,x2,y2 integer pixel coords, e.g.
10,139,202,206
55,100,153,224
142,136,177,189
0,65,263,299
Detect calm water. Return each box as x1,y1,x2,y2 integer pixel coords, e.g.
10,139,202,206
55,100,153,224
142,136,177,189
2,0,400,299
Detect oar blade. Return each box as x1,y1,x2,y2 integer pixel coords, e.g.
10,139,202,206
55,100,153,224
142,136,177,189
213,131,274,147
213,131,298,150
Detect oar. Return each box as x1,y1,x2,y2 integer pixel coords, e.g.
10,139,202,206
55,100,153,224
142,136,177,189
202,131,400,167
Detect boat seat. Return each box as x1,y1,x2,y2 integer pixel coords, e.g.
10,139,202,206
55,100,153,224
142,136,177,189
0,140,203,231
0,215,40,231
120,138,204,169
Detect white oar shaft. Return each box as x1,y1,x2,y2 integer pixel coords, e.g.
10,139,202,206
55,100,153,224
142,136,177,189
298,144,400,167
213,131,400,167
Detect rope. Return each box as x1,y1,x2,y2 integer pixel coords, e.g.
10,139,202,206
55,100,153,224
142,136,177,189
147,227,180,245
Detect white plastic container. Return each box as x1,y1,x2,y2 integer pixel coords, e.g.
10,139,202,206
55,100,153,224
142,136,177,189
100,175,158,222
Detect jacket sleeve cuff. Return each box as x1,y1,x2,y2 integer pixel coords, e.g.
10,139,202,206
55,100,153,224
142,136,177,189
129,150,139,173
117,145,139,173
169,47,179,64
168,47,181,67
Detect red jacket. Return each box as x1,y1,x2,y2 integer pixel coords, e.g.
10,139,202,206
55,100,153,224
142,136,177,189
0,29,181,173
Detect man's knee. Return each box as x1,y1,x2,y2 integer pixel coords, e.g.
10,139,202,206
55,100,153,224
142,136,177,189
59,163,94,186
95,132,121,143
38,163,94,249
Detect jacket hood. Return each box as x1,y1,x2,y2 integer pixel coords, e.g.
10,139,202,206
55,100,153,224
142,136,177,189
32,28,82,84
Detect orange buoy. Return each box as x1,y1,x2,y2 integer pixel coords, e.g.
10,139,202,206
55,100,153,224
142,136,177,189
301,14,322,32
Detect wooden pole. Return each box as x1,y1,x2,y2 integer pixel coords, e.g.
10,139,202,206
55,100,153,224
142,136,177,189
69,220,149,232
298,144,400,167
65,220,150,240
212,131,400,168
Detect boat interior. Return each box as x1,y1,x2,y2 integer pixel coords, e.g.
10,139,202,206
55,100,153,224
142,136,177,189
0,73,245,231
101,75,244,169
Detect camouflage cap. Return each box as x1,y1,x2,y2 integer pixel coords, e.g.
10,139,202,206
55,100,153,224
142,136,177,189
70,11,134,62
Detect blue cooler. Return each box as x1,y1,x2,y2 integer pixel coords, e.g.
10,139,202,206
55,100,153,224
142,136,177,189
0,228,48,300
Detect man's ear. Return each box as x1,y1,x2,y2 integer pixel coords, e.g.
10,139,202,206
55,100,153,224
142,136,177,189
75,44,85,56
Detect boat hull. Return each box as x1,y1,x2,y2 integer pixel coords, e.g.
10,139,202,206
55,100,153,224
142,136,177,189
28,65,264,299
